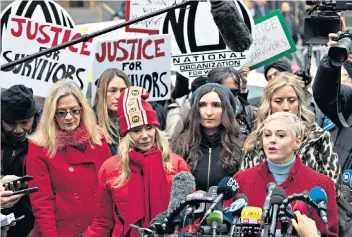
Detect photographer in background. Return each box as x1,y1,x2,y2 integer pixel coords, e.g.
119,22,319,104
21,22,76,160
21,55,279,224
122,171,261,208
313,32,352,237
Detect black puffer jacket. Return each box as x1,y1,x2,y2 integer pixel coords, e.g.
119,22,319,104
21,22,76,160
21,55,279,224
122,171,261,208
192,131,237,191
0,104,41,237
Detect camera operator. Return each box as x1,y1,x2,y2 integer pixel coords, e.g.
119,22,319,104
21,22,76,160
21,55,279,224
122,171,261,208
314,33,352,172
313,32,352,237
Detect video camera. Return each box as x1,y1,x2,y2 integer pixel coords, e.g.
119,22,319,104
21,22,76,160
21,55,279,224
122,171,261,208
304,0,352,45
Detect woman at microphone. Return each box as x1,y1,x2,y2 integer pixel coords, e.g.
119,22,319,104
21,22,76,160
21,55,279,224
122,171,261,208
172,83,243,191
83,86,190,237
241,72,339,183
227,112,338,236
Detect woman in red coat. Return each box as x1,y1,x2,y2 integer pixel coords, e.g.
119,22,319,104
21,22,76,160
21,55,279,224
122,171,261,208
83,86,191,237
226,112,339,237
26,80,112,237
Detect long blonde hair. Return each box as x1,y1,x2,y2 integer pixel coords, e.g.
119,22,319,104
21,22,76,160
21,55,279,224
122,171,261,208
115,127,173,188
30,80,102,157
244,72,315,152
93,69,131,145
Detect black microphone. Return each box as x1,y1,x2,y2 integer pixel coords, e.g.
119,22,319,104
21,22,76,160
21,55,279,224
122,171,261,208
184,191,207,217
263,182,277,235
200,177,239,224
166,171,196,233
150,211,167,234
210,0,253,52
268,187,287,237
130,224,155,236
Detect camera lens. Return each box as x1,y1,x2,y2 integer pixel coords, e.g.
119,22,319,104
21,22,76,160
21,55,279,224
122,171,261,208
328,37,352,66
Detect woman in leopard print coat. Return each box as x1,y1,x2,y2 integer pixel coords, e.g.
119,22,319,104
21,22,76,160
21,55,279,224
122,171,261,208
241,73,340,183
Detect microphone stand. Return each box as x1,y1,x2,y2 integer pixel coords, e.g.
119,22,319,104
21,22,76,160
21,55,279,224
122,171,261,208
0,0,197,71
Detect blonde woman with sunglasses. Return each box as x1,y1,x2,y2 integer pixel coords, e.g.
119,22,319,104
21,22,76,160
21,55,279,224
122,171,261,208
26,80,111,237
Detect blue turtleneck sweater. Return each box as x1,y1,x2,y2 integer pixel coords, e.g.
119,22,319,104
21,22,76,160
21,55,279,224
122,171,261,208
267,156,296,185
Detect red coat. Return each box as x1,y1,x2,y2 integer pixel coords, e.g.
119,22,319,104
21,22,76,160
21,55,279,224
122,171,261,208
83,152,191,237
26,138,111,237
225,157,339,237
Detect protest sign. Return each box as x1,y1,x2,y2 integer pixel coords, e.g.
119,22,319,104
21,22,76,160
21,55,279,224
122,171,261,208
92,34,171,103
0,16,94,97
247,10,297,70
160,1,255,81
1,0,75,49
125,0,183,34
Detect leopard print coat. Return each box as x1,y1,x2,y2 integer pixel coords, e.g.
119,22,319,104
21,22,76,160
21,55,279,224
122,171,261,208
241,123,340,183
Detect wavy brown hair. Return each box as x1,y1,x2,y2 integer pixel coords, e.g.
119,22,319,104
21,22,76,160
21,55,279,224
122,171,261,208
171,84,243,173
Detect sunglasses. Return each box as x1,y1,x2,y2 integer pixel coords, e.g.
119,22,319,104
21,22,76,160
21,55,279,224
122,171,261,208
55,108,82,118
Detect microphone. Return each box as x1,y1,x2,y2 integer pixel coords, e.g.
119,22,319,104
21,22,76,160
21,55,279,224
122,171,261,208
201,177,239,224
342,170,352,189
210,0,253,52
263,183,277,223
206,210,223,237
185,191,207,218
262,182,277,236
309,186,328,226
150,211,167,234
268,187,287,237
240,206,263,237
226,194,248,237
130,224,155,237
167,171,196,233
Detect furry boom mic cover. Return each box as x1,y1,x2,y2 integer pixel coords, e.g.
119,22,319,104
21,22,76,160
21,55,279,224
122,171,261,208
210,0,253,52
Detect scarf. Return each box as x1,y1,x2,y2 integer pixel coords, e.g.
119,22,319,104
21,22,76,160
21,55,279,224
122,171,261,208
124,146,169,237
56,125,89,150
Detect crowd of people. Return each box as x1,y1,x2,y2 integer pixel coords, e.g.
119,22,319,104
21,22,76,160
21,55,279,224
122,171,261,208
1,1,352,237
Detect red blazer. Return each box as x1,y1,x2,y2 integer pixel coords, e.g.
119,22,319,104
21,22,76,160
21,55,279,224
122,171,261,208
83,152,191,237
26,138,111,237
225,157,338,237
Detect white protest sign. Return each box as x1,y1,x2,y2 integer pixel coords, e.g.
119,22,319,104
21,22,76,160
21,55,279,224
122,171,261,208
125,0,183,33
160,1,255,81
247,10,297,69
92,34,171,103
0,16,94,97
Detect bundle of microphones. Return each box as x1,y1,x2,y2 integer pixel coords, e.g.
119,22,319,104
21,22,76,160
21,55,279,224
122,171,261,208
130,172,329,237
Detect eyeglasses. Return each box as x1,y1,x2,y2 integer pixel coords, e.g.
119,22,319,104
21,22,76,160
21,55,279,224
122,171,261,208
55,108,82,118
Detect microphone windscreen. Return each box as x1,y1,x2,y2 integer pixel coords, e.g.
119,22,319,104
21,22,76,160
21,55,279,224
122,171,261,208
210,0,252,52
217,177,239,200
270,187,287,204
206,210,224,226
309,186,328,203
167,172,196,213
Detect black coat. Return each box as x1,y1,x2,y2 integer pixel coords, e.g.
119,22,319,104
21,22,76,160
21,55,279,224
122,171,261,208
191,131,237,191
313,55,352,171
0,105,41,237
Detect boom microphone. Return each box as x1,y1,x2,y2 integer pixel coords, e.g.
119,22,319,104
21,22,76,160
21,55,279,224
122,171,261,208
309,186,328,226
210,0,253,52
200,177,239,224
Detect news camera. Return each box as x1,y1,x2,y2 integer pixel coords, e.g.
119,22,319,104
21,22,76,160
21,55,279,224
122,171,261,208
304,0,352,45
